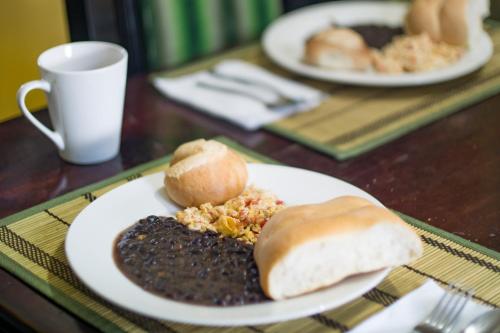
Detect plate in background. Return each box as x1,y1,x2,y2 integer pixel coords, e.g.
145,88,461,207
262,1,493,87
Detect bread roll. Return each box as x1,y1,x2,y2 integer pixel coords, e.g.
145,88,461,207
440,0,490,46
304,28,372,70
439,0,469,45
405,0,445,41
164,139,248,207
405,0,490,47
254,196,422,300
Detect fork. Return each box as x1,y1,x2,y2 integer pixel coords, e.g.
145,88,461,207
209,70,305,103
196,81,298,109
412,285,473,333
196,71,304,109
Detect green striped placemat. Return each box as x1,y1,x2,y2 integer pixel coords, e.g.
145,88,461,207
0,137,498,333
153,23,500,160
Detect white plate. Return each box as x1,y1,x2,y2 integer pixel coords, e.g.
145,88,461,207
66,164,390,326
262,1,493,87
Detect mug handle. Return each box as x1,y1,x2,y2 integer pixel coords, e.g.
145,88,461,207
17,80,65,150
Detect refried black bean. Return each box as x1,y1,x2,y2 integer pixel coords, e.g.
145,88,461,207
348,24,404,49
114,216,270,306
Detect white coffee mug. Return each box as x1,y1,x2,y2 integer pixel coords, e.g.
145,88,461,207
17,41,128,164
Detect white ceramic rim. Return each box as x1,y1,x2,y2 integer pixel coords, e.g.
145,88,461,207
262,1,493,87
66,164,391,326
37,41,128,75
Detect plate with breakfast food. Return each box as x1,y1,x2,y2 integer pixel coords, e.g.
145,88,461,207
262,0,492,86
66,139,423,326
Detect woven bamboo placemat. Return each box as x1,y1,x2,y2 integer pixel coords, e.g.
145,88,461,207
0,137,498,333
154,23,500,160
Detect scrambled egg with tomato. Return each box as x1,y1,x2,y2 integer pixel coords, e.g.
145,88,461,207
176,186,285,244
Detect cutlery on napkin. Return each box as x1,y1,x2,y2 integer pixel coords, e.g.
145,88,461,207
152,60,325,130
349,280,494,333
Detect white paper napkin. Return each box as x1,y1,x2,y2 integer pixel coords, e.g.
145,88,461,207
152,60,325,130
349,280,493,333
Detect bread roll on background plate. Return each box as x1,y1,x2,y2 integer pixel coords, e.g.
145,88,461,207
164,139,248,207
254,196,422,300
304,28,372,70
405,0,490,46
440,0,490,46
404,0,446,41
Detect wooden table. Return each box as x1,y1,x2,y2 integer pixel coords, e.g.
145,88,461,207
0,74,499,332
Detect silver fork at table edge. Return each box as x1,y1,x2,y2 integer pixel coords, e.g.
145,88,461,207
412,284,473,333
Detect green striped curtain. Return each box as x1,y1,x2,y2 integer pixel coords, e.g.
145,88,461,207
141,0,282,70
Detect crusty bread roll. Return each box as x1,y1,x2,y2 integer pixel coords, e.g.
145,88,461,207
440,0,490,46
405,0,445,41
164,139,248,207
304,28,372,70
254,196,422,300
405,0,490,46
439,0,469,46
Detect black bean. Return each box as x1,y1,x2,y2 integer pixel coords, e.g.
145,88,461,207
114,216,269,306
146,215,159,224
349,24,404,49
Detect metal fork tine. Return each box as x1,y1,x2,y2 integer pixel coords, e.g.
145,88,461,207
435,291,462,329
442,291,472,332
428,289,455,325
412,284,473,333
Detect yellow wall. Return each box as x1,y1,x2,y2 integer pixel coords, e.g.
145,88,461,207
0,0,69,122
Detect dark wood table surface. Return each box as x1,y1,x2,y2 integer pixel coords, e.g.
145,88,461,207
0,74,499,333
